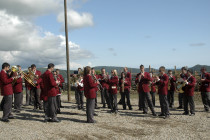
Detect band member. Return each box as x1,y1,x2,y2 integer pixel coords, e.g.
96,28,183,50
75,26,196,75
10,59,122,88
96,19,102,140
183,70,196,116
12,65,23,113
98,68,111,108
0,63,18,122
42,63,60,122
84,66,99,123
167,70,176,108
108,69,119,113
149,72,156,107
155,66,169,119
119,67,132,105
200,67,210,112
75,74,84,110
25,67,33,106
30,64,42,110
72,74,79,104
119,72,132,110
53,71,61,114
135,65,156,116
91,68,99,109
55,69,64,108
177,67,188,109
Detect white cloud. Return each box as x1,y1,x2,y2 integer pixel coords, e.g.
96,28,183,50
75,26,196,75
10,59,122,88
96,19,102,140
0,10,93,69
57,9,94,30
0,0,61,17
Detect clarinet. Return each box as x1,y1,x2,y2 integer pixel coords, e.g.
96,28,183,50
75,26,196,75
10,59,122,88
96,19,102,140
92,74,103,91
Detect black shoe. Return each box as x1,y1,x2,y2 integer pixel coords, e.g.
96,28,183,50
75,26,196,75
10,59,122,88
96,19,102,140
57,111,61,114
205,109,209,112
177,106,183,109
164,115,170,119
44,119,50,123
39,107,43,110
182,112,189,115
60,106,64,108
139,108,142,111
152,113,157,116
14,110,21,113
87,120,97,123
103,105,106,108
129,107,133,110
50,119,61,123
123,108,126,110
8,116,15,119
158,113,165,117
95,106,99,109
1,119,9,122
94,113,98,116
190,113,195,116
143,112,148,114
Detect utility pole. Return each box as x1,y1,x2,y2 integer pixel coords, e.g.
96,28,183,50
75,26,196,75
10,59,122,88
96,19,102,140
64,0,71,101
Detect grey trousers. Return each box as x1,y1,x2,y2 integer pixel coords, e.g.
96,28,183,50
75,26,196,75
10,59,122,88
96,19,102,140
201,92,210,111
167,91,174,106
183,95,195,114
141,92,155,114
178,93,184,107
86,98,95,123
121,91,132,109
159,94,170,115
150,92,156,106
77,91,84,108
101,88,111,108
110,94,118,111
25,88,30,105
138,92,144,109
2,95,13,120
46,96,57,119
14,92,23,111
56,95,61,113
100,88,106,105
75,90,79,104
31,88,42,109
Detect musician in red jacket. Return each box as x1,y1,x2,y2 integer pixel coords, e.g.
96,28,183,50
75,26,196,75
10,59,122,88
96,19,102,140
98,68,111,108
0,63,17,122
155,66,169,119
149,72,156,106
167,70,176,108
12,65,23,113
200,67,210,112
30,64,42,110
91,68,99,109
53,71,61,114
177,67,188,109
109,69,119,113
75,74,84,110
84,66,99,123
135,65,156,116
183,70,196,116
25,67,33,106
119,72,132,110
42,63,60,123
118,67,132,105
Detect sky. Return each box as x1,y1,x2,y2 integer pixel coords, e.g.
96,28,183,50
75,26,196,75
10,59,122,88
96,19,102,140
0,0,209,70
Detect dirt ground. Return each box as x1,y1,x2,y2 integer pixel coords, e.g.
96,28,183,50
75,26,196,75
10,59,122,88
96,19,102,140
0,91,209,140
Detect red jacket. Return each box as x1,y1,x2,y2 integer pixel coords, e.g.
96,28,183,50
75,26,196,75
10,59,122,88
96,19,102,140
156,74,169,95
135,72,152,93
84,74,98,99
77,79,84,91
40,74,48,101
98,74,109,90
13,77,23,93
200,72,210,92
109,76,119,94
119,77,131,92
31,70,42,89
42,70,57,97
185,76,196,96
169,76,176,91
126,72,132,81
0,70,13,96
150,77,156,93
58,74,64,88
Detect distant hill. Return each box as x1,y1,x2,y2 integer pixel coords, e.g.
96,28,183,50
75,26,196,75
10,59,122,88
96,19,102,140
35,65,210,81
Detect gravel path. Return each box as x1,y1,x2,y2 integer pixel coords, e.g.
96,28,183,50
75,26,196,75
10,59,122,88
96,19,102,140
0,93,209,140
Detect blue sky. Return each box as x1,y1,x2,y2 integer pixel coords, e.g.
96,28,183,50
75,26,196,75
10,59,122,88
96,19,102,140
0,0,209,70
